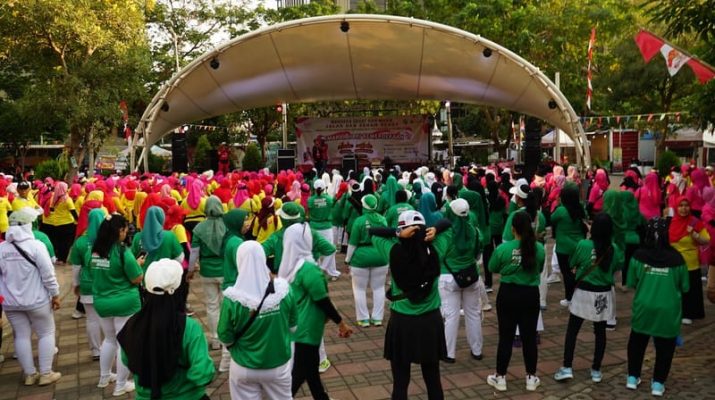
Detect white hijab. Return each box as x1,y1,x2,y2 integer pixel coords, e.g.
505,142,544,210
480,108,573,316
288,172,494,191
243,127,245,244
328,174,343,197
277,223,315,283
223,241,288,312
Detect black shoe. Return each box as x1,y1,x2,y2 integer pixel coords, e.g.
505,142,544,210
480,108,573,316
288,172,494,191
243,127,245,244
441,356,456,364
471,352,483,361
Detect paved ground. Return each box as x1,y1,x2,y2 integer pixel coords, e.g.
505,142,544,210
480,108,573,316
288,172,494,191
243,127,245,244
1,242,714,400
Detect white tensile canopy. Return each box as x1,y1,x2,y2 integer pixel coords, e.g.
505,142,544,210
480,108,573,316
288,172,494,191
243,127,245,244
542,130,576,147
133,14,590,170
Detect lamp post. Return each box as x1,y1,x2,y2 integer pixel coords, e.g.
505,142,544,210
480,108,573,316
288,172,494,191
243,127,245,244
281,102,288,148
446,101,454,168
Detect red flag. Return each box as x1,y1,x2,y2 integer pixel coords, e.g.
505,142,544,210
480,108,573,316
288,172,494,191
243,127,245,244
586,28,596,111
647,113,653,122
124,126,132,141
634,30,715,84
616,115,621,124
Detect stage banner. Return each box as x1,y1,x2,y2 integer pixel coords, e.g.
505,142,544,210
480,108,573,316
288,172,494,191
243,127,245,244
295,115,429,167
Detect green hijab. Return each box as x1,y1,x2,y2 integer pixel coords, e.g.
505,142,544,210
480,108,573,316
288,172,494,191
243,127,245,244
87,208,106,246
448,206,476,252
141,206,165,253
620,190,643,228
602,190,626,243
453,172,464,191
193,196,226,255
382,175,399,208
223,209,248,239
278,202,305,228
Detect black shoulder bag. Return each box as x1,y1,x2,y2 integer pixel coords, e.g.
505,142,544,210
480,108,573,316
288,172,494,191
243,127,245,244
228,280,275,349
12,242,38,269
445,261,479,288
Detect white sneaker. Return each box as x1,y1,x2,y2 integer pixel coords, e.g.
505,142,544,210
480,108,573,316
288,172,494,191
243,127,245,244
319,358,332,373
487,374,507,391
113,381,135,397
0,354,4,363
525,374,541,391
482,303,493,312
559,299,571,307
546,273,561,284
682,318,693,325
71,310,85,319
219,354,231,373
97,373,117,388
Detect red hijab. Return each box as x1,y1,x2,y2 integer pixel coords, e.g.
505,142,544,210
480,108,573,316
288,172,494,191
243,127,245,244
669,196,705,243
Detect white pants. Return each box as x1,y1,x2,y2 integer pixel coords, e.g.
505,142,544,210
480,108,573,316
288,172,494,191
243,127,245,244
229,359,292,400
316,228,339,277
98,315,131,387
550,245,560,273
539,253,549,307
350,266,388,322
5,303,56,375
438,275,483,358
319,339,327,364
333,226,347,247
81,300,102,357
607,286,617,325
202,276,224,341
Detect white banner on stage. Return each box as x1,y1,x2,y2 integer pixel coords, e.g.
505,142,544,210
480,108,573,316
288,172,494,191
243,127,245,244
295,115,429,167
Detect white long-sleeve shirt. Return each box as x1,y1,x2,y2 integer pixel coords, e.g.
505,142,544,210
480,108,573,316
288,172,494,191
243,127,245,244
0,224,59,311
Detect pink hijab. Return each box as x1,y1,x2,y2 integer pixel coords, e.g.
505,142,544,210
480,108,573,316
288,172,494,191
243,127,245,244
233,183,249,208
187,179,204,209
45,181,68,217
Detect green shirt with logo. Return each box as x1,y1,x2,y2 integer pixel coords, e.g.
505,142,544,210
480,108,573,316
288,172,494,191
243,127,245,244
292,262,330,346
569,239,624,287
308,194,334,231
348,214,388,268
488,239,544,286
551,205,586,256
91,245,143,317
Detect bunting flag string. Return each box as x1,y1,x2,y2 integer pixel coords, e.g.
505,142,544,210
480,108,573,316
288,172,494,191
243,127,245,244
581,111,687,128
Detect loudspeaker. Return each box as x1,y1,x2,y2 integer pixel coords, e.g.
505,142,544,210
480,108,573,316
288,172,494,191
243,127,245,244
522,117,542,181
171,132,188,173
342,154,357,177
277,148,295,171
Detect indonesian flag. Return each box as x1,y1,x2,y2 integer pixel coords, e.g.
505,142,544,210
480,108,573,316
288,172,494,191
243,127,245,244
634,29,715,84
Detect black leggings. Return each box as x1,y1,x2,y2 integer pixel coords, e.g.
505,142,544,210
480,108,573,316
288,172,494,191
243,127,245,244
482,235,502,288
621,244,638,286
627,331,676,384
292,342,329,400
562,313,607,370
557,252,575,301
496,283,540,375
390,360,443,400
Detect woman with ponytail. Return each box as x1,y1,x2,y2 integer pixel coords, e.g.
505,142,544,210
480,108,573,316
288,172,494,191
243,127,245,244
554,213,624,383
487,211,544,393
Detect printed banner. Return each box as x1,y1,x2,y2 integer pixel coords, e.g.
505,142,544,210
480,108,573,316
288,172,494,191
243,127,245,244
295,115,429,167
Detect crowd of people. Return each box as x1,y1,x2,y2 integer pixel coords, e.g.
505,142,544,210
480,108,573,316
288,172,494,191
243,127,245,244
0,160,713,399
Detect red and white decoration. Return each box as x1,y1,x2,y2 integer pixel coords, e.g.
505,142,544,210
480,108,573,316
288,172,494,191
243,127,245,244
634,29,715,84
586,28,596,111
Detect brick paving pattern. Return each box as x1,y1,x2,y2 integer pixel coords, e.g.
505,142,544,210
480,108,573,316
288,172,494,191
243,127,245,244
1,244,714,399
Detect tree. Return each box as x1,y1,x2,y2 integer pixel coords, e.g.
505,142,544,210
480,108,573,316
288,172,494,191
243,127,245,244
241,143,263,171
0,0,152,181
192,134,212,171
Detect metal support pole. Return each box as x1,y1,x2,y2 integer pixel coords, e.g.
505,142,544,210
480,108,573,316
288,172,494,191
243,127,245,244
142,128,150,172
88,130,95,178
554,72,561,164
282,102,288,148
446,101,454,168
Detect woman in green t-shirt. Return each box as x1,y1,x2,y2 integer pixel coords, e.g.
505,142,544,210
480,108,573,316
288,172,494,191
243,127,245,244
487,212,545,393
131,206,184,271
551,183,587,306
626,217,689,397
278,223,352,400
219,241,295,399
91,213,145,396
118,259,215,400
554,213,623,384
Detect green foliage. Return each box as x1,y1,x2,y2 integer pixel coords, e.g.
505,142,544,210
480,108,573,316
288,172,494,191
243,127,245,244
656,150,681,178
642,0,715,57
35,159,69,181
241,143,263,171
192,134,213,172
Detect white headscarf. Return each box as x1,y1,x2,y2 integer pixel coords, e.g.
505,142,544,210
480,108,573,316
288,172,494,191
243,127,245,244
278,223,315,283
328,173,343,197
321,172,331,191
424,172,436,192
223,241,288,312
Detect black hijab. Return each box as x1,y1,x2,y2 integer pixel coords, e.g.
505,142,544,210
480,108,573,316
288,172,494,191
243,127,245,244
632,217,685,268
118,292,186,399
389,226,440,302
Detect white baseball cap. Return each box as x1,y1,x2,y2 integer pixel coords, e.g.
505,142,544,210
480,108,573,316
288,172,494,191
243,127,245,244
144,259,184,295
313,179,326,190
509,183,531,200
398,210,426,228
449,198,470,217
9,207,41,225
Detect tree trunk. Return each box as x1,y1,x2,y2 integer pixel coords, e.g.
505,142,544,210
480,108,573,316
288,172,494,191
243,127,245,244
656,77,675,153
66,127,86,182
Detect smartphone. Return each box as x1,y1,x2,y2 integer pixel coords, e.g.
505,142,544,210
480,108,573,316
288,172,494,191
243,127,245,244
138,251,147,258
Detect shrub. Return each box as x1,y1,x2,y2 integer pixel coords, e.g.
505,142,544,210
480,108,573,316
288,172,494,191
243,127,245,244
242,143,264,171
656,150,680,178
192,134,212,172
35,159,68,181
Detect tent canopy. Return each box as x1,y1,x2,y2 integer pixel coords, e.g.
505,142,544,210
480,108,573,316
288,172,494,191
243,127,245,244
542,130,575,147
135,14,589,168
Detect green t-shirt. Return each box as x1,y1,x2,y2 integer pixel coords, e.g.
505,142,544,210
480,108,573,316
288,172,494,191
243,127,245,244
488,239,545,286
308,194,334,231
551,205,586,256
262,227,335,271
33,230,55,258
221,236,244,290
489,209,507,237
372,235,441,316
502,208,546,242
132,231,184,271
191,234,223,278
218,288,296,369
91,245,143,318
385,202,415,228
569,239,624,287
433,227,480,276
627,258,689,338
341,197,362,235
69,235,93,296
123,317,215,400
331,196,347,226
291,262,329,346
348,214,388,268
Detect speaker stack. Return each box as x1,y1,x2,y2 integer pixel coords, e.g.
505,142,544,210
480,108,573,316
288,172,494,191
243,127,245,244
342,154,358,177
171,131,188,173
277,149,296,171
522,117,542,182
